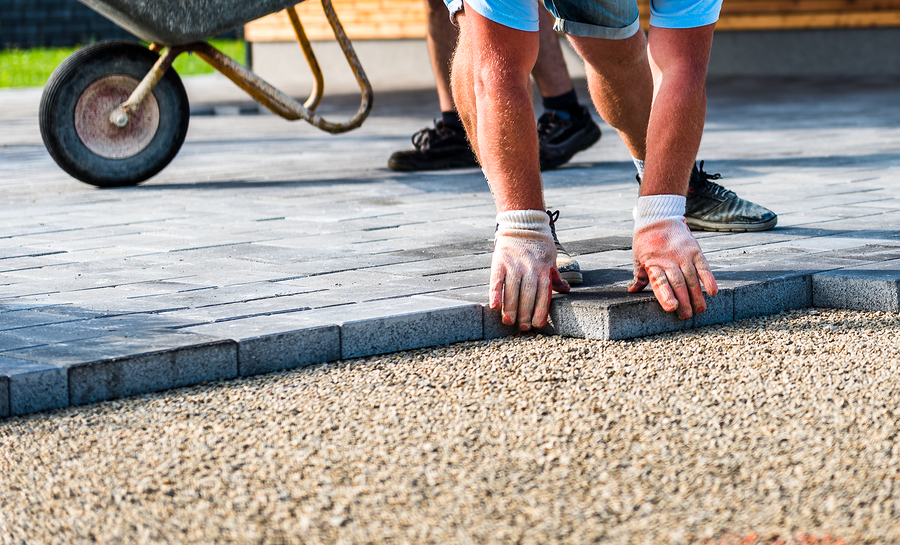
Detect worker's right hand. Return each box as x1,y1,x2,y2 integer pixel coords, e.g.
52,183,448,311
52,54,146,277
491,210,570,331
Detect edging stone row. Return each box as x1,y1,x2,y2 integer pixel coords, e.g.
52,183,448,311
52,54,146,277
2,268,899,418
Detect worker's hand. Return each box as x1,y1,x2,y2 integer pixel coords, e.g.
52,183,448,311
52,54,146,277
491,210,570,331
628,196,718,319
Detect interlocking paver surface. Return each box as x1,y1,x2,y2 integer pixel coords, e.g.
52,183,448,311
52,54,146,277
2,75,899,416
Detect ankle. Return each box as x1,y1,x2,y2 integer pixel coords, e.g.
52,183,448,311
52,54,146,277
441,110,464,130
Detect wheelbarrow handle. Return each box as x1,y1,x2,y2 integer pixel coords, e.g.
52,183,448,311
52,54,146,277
190,0,373,134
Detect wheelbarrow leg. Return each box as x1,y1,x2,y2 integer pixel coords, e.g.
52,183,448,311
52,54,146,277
109,45,186,128
318,0,372,111
286,7,324,111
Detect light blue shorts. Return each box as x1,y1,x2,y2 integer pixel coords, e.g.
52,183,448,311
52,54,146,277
444,0,722,38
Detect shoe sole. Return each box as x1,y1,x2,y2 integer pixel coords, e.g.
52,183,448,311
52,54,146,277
559,269,583,285
387,157,478,172
540,123,602,171
686,215,778,232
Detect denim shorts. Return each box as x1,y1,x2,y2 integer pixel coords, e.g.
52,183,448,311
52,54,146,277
445,0,722,38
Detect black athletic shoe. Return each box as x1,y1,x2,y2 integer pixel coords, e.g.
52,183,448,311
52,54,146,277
537,105,602,171
388,120,478,171
685,161,778,232
547,210,583,285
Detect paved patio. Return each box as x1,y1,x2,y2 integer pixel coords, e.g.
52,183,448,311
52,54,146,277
2,74,899,417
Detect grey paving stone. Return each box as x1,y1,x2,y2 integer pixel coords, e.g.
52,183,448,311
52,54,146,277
157,292,353,325
368,254,493,277
0,356,68,416
0,375,7,418
421,285,559,340
548,287,729,340
372,299,482,354
0,302,60,313
284,296,484,359
691,288,736,329
3,331,237,406
0,308,88,332
482,306,520,340
815,244,900,263
13,305,125,320
0,322,113,353
434,270,729,341
184,314,341,376
812,260,900,312
730,275,813,320
0,255,77,274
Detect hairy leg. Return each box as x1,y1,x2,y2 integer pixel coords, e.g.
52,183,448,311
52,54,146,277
531,7,573,98
451,6,569,331
641,23,715,197
450,5,543,209
425,0,459,112
567,31,652,161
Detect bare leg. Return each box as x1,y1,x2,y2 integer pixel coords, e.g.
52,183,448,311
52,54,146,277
567,31,652,161
452,6,571,331
425,0,458,112
532,8,573,99
451,6,542,209
572,24,717,318
641,24,715,197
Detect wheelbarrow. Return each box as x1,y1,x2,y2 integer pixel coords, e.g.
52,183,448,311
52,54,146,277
39,0,374,188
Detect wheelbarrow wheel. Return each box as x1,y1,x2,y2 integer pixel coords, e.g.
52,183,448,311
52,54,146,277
39,41,190,187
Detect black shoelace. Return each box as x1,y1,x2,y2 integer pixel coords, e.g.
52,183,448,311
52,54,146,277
691,160,730,196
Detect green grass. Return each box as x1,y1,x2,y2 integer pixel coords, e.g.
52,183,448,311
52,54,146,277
0,39,245,88
171,39,246,78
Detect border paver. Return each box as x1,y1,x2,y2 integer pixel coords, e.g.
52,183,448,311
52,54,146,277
2,77,900,416
0,356,68,416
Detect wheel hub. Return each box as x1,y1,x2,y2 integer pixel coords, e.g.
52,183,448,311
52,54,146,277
74,75,160,159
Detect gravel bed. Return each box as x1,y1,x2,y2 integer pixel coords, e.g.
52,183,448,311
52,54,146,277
2,308,899,544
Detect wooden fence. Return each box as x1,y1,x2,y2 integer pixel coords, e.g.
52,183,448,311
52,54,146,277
244,0,900,42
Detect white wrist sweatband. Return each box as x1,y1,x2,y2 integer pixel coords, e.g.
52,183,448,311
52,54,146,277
633,195,686,232
495,209,552,240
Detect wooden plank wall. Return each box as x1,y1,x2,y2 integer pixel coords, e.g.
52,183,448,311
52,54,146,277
245,0,427,41
245,0,900,42
694,0,900,30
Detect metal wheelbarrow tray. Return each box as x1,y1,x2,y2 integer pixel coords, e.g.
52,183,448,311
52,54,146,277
39,0,373,187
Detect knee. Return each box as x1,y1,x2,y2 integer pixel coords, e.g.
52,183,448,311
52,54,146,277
570,33,647,72
655,59,708,93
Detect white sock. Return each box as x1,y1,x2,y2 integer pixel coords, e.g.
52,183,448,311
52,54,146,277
632,158,645,180
633,195,686,232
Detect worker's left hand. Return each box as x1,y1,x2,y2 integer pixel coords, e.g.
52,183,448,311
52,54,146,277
629,216,718,320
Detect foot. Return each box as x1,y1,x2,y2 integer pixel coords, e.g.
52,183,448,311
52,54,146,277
685,161,778,232
387,120,478,171
537,105,601,171
547,210,583,285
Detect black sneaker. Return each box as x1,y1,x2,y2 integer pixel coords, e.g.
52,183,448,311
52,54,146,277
388,120,478,171
547,210,583,285
537,105,601,171
685,161,778,232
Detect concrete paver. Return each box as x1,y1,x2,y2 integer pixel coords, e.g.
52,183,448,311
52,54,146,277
2,76,900,416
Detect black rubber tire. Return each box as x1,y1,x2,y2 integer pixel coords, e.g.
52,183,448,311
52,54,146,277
39,41,190,188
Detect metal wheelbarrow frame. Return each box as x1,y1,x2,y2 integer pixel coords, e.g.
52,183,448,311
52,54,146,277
39,0,373,187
